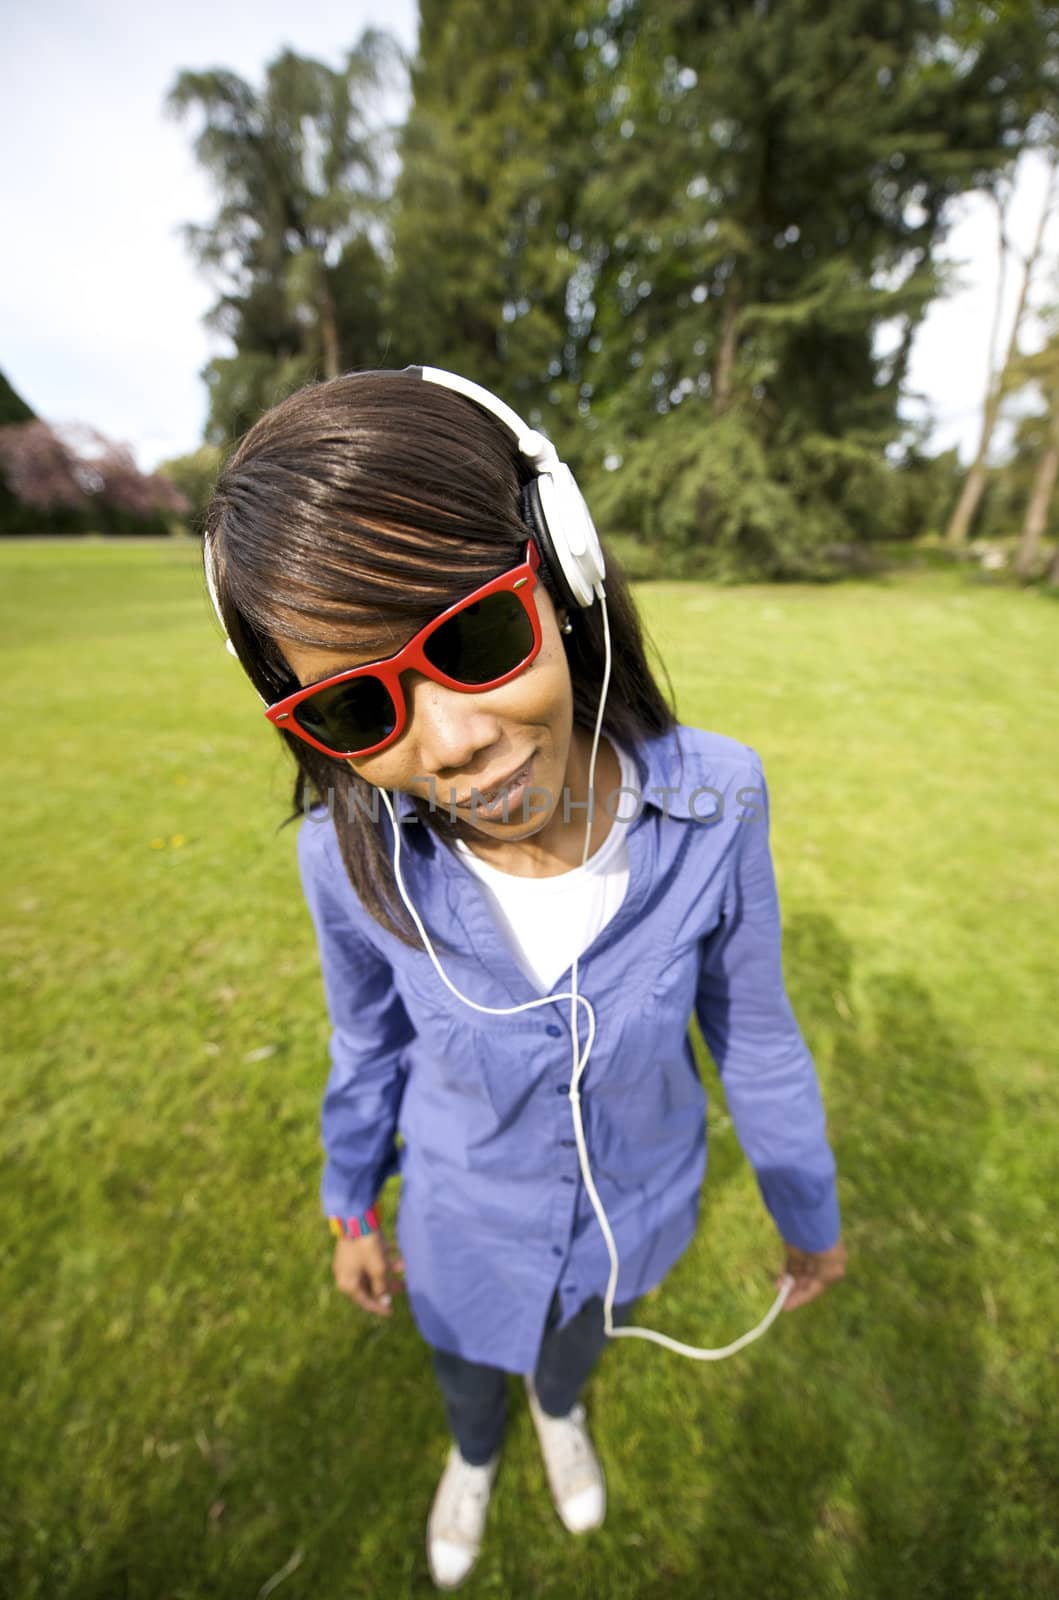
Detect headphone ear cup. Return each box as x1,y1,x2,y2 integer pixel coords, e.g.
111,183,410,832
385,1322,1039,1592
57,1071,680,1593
521,472,606,611
520,480,582,613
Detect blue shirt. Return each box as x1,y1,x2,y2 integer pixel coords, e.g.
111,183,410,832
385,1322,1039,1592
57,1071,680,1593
297,722,841,1373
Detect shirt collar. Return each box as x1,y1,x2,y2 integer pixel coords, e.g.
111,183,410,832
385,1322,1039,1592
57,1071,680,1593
626,724,718,820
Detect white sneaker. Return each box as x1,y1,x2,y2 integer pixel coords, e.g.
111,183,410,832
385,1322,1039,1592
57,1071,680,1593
524,1374,606,1533
426,1442,501,1590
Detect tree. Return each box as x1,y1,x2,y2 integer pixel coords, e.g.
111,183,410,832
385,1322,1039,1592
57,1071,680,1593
170,4,1059,575
0,421,189,535
1003,313,1059,576
168,33,404,444
574,0,1059,576
943,148,1059,548
386,0,599,438
0,370,41,532
1017,391,1059,574
156,443,225,531
0,367,35,427
0,421,85,515
389,0,1059,576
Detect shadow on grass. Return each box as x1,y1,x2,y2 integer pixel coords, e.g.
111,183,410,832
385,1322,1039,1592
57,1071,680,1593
648,915,992,1600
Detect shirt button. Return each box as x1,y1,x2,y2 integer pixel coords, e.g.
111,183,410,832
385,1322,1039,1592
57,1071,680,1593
551,1245,563,1257
560,1138,575,1147
555,1085,567,1095
561,1176,575,1184
546,1025,562,1037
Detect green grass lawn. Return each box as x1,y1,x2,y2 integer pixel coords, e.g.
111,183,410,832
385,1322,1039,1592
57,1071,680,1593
1,538,1056,1599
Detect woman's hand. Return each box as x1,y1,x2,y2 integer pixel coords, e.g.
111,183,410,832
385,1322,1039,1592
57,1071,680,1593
775,1237,847,1311
333,1227,406,1318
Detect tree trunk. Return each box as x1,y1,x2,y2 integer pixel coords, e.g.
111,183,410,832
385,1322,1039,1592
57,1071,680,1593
944,437,996,549
713,281,741,415
1014,393,1059,579
318,270,341,380
945,153,1059,549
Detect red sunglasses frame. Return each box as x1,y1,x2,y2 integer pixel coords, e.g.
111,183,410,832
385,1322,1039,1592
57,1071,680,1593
265,539,544,759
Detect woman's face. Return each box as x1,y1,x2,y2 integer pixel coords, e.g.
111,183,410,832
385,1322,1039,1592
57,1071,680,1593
276,584,577,844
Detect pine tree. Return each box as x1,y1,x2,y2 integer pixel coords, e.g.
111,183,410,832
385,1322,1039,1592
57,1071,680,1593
386,1,600,443
576,0,1059,575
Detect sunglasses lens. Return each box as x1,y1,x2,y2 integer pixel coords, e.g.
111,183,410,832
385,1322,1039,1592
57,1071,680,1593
293,673,398,755
423,591,534,685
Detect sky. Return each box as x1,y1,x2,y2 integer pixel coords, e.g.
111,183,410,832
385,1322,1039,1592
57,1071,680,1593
2,1,1057,473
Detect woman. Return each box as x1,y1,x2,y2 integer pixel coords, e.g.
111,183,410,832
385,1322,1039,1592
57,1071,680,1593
202,366,846,1590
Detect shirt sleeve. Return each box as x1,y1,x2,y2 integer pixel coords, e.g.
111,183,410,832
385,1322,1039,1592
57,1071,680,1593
297,817,416,1222
694,752,841,1253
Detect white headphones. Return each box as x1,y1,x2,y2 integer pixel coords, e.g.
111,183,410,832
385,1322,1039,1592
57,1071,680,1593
205,367,794,1359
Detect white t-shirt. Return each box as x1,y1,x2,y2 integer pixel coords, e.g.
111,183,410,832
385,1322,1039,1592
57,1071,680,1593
452,739,635,994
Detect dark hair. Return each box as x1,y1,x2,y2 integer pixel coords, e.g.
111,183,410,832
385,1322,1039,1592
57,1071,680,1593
203,369,677,947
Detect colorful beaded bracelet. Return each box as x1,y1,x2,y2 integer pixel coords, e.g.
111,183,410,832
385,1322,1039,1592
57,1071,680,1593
328,1206,380,1240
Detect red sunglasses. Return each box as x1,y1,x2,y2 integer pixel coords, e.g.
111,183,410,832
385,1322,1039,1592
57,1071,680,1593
265,540,544,759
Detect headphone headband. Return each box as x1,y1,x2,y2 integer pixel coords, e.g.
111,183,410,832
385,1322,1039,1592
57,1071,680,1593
416,365,606,611
419,366,558,471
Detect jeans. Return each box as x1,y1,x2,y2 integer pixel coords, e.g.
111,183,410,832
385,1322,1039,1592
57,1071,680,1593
430,1290,637,1466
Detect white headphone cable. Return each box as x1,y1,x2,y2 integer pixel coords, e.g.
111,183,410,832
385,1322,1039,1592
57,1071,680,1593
378,585,794,1361
564,584,794,1354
